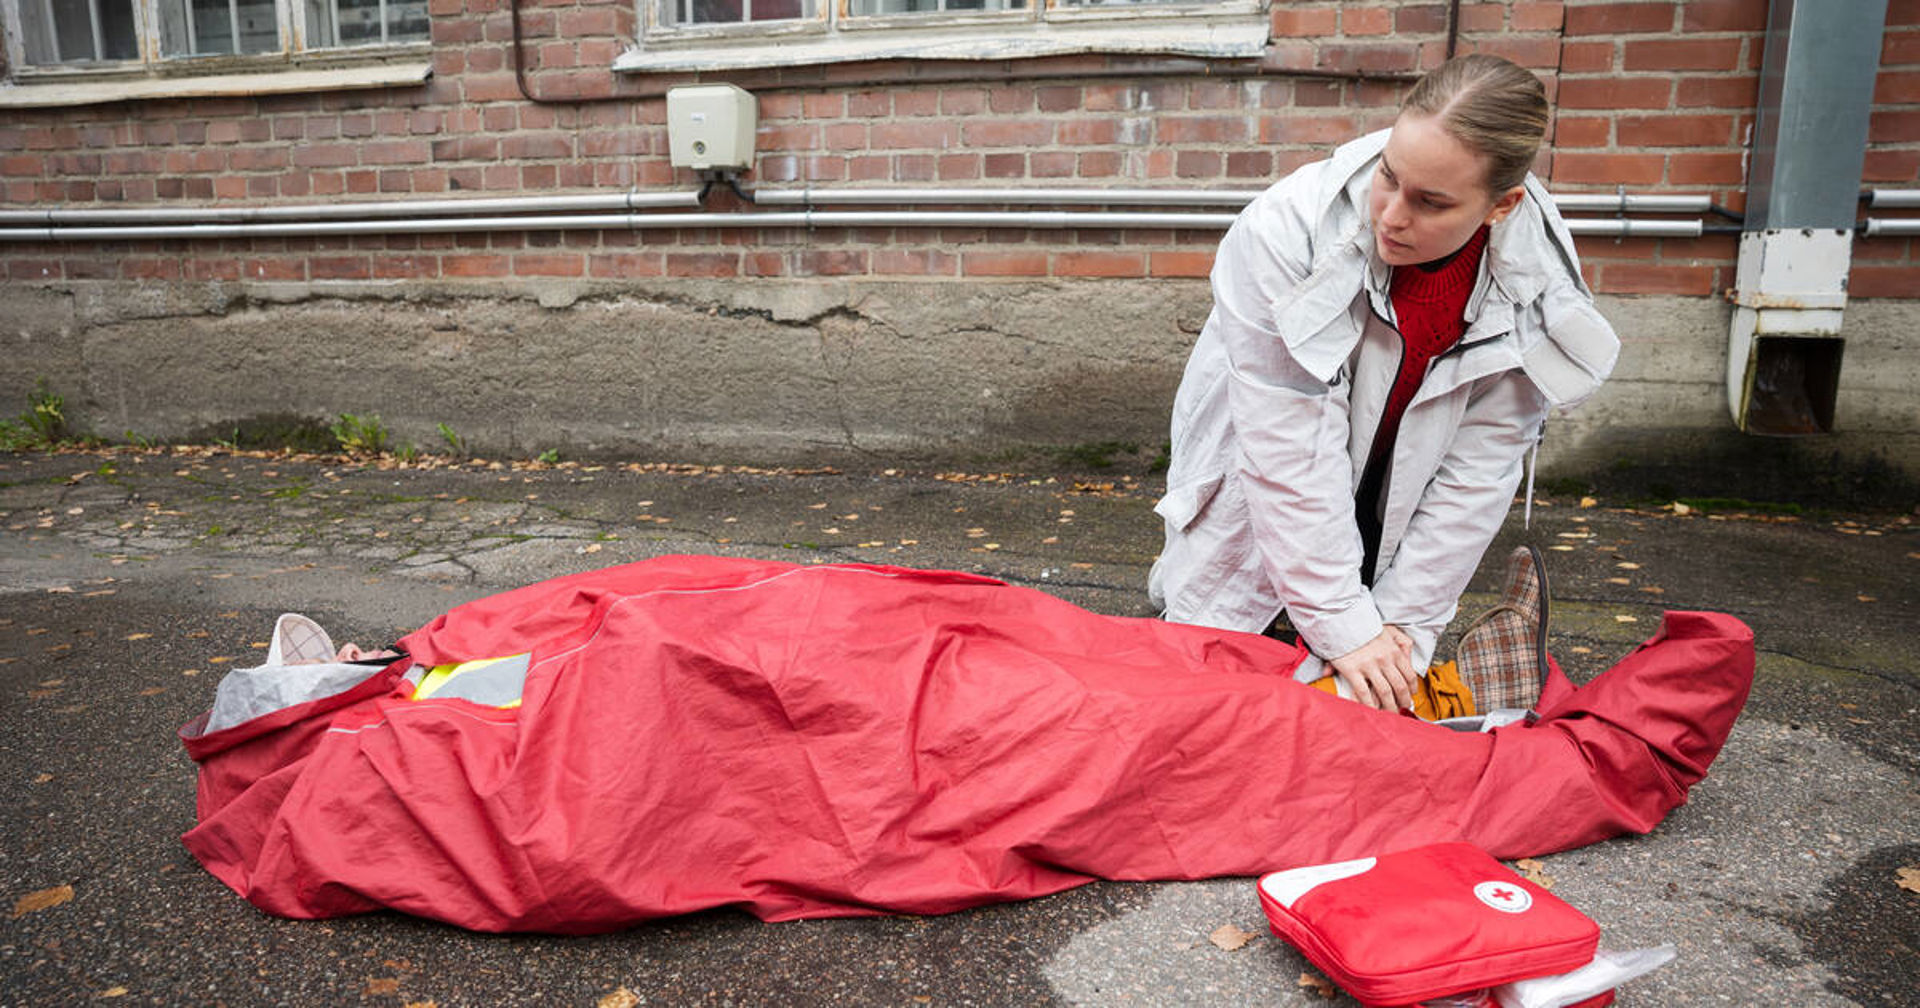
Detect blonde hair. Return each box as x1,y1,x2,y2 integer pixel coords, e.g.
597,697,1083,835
1401,54,1550,195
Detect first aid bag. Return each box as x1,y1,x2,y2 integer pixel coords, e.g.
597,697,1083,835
1257,843,1602,1007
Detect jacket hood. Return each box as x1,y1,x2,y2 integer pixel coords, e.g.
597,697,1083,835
1316,129,1619,408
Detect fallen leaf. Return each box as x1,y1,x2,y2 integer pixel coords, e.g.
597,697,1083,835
1615,562,1640,570
1297,971,1337,999
124,633,152,641
1549,544,1574,552
185,630,210,639
597,988,642,1008
1605,577,1631,585
101,987,128,998
208,656,233,664
403,1002,438,1008
138,687,165,697
1896,867,1920,895
1639,586,1666,595
31,773,52,785
365,977,401,996
12,884,74,918
1670,502,1692,515
1208,923,1257,951
1516,858,1556,889
1856,595,1876,603
1614,615,1638,623
1579,496,1597,508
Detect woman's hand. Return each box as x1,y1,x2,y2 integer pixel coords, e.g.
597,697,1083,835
1329,626,1419,711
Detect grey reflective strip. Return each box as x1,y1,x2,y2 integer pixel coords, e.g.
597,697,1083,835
430,652,530,706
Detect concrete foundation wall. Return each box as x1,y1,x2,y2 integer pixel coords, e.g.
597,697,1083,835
2,279,1915,499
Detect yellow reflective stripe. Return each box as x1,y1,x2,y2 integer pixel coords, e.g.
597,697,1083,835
412,653,528,703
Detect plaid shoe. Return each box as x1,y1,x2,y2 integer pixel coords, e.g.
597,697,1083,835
1455,545,1550,714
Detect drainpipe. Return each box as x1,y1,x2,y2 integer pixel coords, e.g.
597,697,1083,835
1726,0,1889,435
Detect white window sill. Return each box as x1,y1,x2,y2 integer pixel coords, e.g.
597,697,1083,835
0,60,433,109
614,20,1268,74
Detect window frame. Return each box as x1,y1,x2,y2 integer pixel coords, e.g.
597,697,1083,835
622,0,1269,74
1,0,431,84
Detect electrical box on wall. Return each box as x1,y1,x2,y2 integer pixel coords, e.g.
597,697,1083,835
666,84,758,172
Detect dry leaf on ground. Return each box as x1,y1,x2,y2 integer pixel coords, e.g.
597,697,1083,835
1516,858,1556,889
1297,971,1337,999
365,977,401,996
597,988,642,1008
1208,923,1257,951
1896,867,1920,895
11,884,73,918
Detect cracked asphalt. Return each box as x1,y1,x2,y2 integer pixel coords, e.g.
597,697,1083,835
0,446,1914,1007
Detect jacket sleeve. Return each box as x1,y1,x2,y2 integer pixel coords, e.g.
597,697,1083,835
1213,182,1385,661
1368,371,1549,668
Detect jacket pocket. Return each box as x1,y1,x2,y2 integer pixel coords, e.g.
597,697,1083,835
1154,472,1226,532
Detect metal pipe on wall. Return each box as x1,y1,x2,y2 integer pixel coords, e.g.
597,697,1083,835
0,191,704,227
0,210,1710,243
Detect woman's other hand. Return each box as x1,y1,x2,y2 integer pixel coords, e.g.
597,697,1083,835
1329,627,1419,711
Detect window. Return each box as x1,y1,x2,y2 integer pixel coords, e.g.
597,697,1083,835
623,0,1266,72
6,0,429,71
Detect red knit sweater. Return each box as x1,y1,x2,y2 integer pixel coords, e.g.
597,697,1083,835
1354,224,1490,583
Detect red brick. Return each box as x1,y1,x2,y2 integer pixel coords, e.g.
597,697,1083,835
1342,6,1391,35
1158,116,1250,144
938,90,987,116
794,249,868,276
987,87,1033,114
1845,264,1920,298
872,120,959,149
1678,0,1765,30
1463,34,1563,69
1258,114,1359,145
933,153,979,180
243,258,305,281
1676,75,1759,108
1512,2,1566,31
1616,114,1735,147
666,253,738,278
962,251,1048,277
442,254,511,278
1226,151,1276,178
588,252,663,278
1556,77,1671,109
372,255,435,279
1884,30,1920,66
292,143,357,169
894,90,940,117
1077,151,1125,177
123,258,180,280
345,171,379,195
1891,0,1920,26
1564,2,1675,35
1862,150,1920,183
1395,3,1450,33
1189,81,1239,110
1054,251,1144,277
1036,86,1082,113
1083,84,1138,112
1456,2,1505,31
742,252,786,278
1622,37,1744,72
1593,262,1714,295
1317,42,1421,73
1550,152,1667,184
801,93,844,119
1149,250,1214,278
310,256,371,280
1270,7,1338,36
1058,120,1118,146
1559,41,1615,72
1668,152,1747,185
892,249,962,276
1870,109,1920,144
982,153,1025,178
1031,152,1077,178
962,119,1053,147
1552,116,1611,147
1876,70,1920,104
1175,150,1222,178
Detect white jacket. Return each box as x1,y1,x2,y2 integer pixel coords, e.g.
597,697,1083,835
1147,129,1619,676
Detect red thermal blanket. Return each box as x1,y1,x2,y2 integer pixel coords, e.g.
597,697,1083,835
180,557,1753,932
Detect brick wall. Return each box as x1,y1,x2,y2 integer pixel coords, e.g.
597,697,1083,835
1,0,1917,294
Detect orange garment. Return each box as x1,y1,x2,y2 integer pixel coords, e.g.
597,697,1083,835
1308,660,1475,721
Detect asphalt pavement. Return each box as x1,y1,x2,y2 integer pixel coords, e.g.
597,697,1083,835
0,446,1914,1007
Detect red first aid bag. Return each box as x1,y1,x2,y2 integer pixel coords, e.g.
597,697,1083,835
1257,843,1601,1007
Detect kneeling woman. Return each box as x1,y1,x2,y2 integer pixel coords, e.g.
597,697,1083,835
1150,54,1620,711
